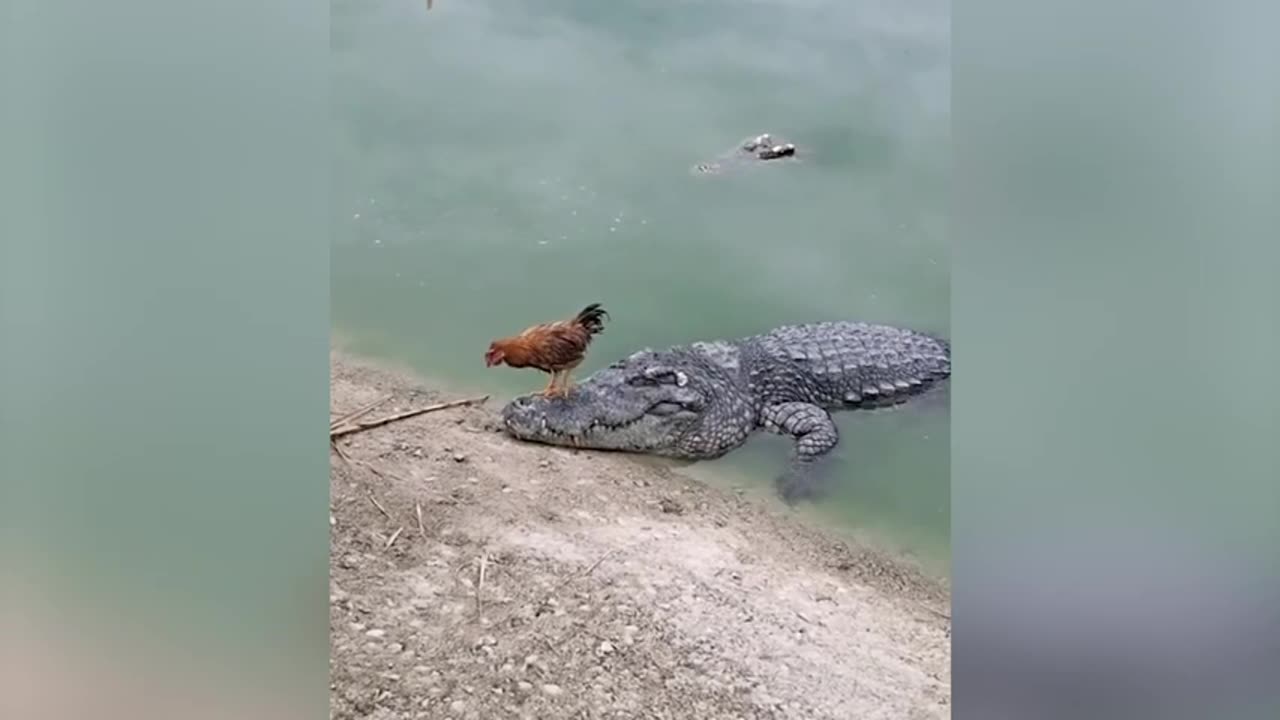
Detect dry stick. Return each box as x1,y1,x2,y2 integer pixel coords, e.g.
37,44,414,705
551,548,619,595
330,395,489,439
367,492,392,521
354,457,411,485
330,394,393,431
385,527,404,549
475,553,489,620
415,502,426,538
918,603,951,621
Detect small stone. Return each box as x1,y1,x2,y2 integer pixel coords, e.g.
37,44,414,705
541,684,563,696
449,699,466,713
329,515,336,526
467,476,479,483
453,453,467,463
517,681,533,692
598,641,615,654
387,642,403,653
365,628,386,638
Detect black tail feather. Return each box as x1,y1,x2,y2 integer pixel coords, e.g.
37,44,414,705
574,303,610,335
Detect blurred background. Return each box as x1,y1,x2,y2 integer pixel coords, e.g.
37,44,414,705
332,0,953,570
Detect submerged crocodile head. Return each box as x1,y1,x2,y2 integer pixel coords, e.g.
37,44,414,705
502,349,740,457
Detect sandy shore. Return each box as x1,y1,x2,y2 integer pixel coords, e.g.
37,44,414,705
329,349,951,720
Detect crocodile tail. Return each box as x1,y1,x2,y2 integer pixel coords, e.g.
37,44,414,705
573,303,610,336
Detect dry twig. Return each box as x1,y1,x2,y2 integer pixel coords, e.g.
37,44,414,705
329,394,393,431
367,492,392,521
475,553,489,620
330,439,352,464
385,526,404,549
415,502,426,538
330,395,489,439
551,548,619,595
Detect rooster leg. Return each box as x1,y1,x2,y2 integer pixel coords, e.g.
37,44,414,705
539,371,560,397
559,369,576,397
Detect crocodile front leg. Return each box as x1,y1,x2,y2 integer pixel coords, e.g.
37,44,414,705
760,402,839,503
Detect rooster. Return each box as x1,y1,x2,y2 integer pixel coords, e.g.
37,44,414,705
484,303,610,398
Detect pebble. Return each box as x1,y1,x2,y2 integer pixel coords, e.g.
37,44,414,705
453,453,467,463
450,699,466,713
467,476,479,483
387,642,403,653
541,684,563,696
598,641,615,655
517,681,533,692
365,629,386,638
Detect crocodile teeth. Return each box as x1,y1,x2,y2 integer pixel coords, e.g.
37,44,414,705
879,381,896,393
908,377,923,386
862,385,880,396
894,380,911,390
844,392,862,403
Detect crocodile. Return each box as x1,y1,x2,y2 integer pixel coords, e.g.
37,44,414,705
691,133,800,175
502,321,950,502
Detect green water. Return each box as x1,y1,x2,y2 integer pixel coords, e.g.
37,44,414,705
332,0,951,570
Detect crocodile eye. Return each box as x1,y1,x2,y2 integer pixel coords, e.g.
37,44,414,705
636,366,688,387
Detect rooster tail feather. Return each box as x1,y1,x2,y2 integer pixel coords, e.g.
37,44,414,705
574,303,610,335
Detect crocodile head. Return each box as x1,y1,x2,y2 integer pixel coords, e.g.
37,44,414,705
501,349,737,458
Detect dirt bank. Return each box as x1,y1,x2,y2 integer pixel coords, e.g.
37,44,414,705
329,350,951,720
